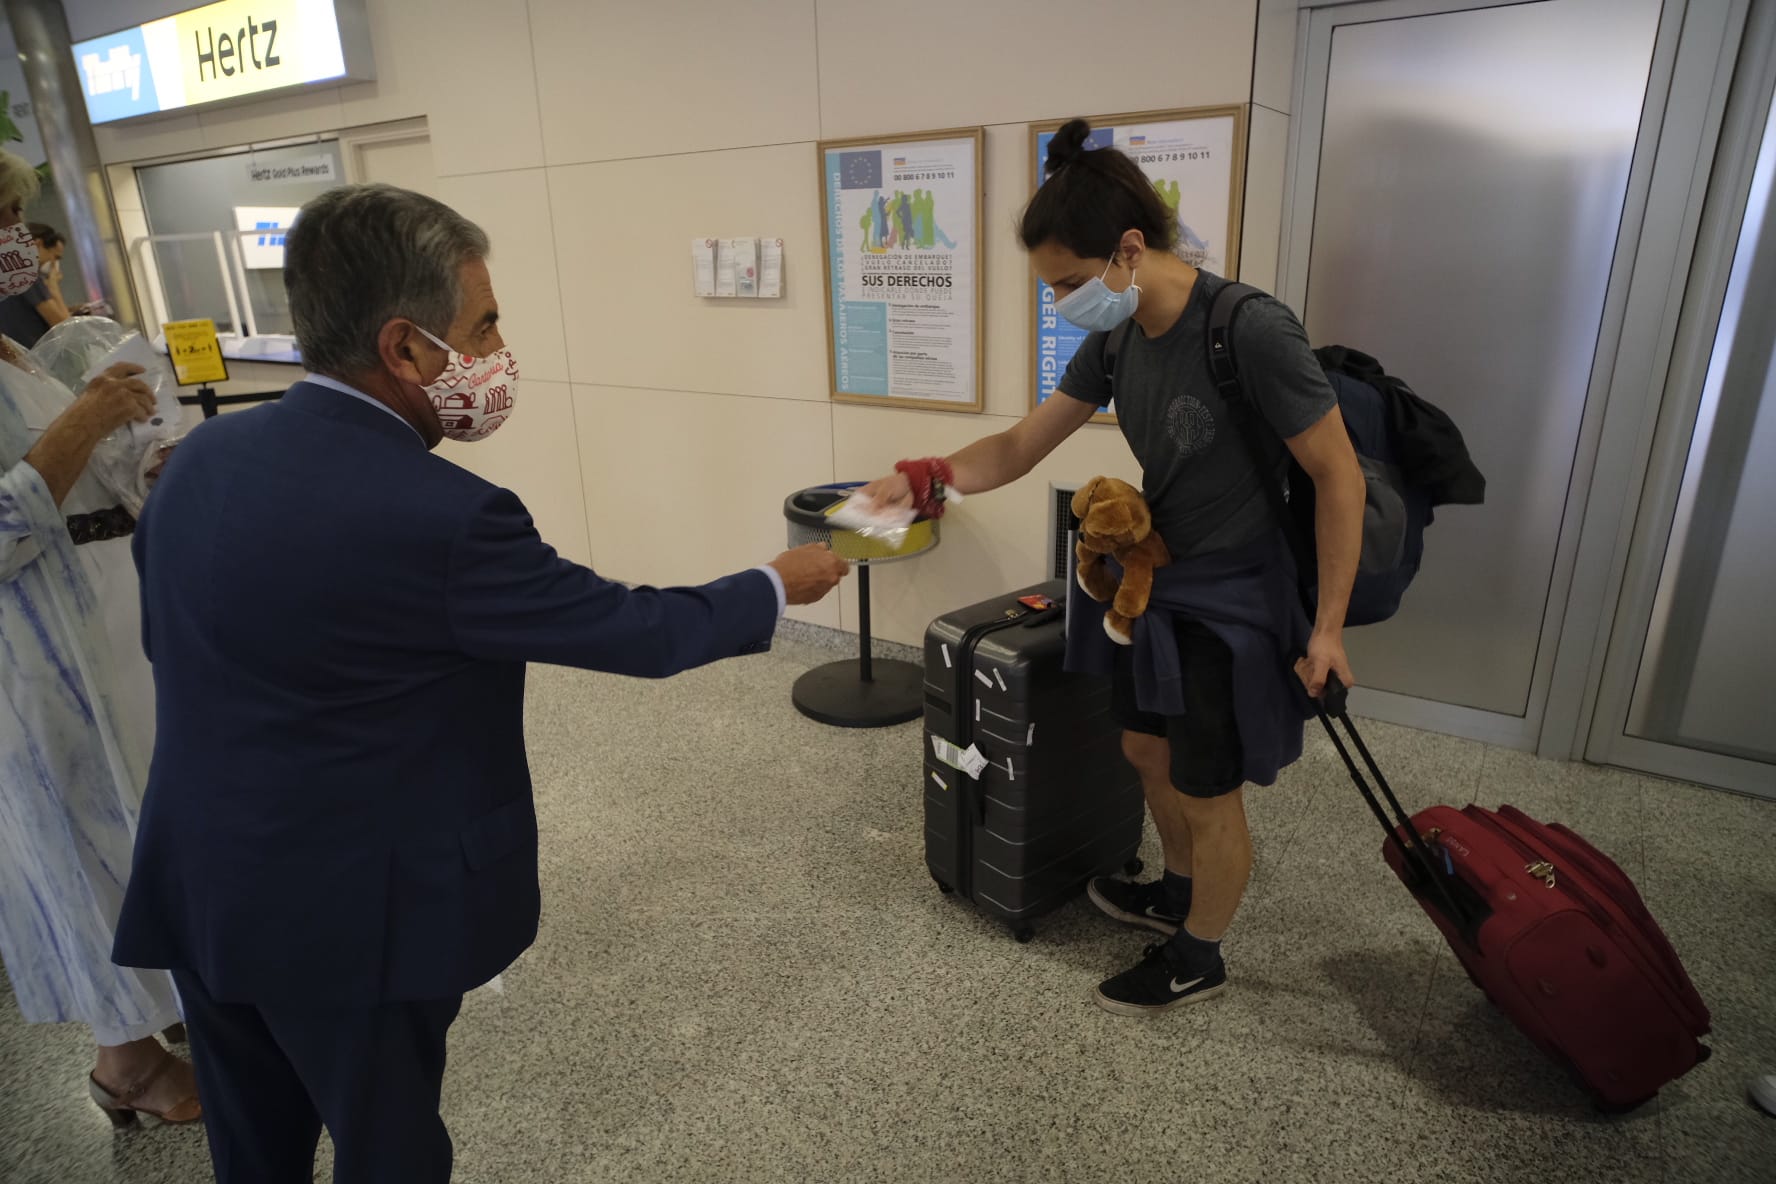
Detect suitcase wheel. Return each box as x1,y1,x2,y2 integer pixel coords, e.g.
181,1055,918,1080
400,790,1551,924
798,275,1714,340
931,875,954,895
1124,858,1145,877
1013,926,1035,944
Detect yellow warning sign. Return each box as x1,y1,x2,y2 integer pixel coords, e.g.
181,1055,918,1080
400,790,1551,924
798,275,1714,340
163,319,230,386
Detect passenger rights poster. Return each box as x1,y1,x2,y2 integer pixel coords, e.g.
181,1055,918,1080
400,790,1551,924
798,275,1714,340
1031,108,1246,419
821,130,983,412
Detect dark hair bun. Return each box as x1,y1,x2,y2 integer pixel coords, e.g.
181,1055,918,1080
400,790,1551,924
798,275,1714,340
1045,119,1095,178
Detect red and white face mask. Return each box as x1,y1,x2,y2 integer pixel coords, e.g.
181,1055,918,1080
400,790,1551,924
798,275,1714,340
0,223,41,300
415,325,519,443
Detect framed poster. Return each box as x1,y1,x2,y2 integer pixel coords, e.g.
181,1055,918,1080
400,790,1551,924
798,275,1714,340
819,128,984,413
1029,106,1247,422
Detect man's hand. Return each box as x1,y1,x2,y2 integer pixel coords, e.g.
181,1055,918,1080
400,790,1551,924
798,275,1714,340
75,363,156,435
1294,629,1356,700
769,543,849,605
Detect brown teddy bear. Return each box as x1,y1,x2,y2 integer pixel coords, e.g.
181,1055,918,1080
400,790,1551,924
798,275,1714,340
1072,476,1172,646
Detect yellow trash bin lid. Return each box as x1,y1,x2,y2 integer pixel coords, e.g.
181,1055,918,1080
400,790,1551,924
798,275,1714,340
784,484,938,564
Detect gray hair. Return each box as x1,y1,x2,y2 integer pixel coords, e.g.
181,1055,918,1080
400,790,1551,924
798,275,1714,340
0,150,41,209
284,183,490,379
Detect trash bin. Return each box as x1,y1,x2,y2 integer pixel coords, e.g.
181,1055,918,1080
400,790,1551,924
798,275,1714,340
783,483,938,728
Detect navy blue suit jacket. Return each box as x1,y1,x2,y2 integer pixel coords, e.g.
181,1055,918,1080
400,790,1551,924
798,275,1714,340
114,383,777,1006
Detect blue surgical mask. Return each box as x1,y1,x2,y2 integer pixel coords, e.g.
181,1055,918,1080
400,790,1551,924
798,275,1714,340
1055,256,1140,332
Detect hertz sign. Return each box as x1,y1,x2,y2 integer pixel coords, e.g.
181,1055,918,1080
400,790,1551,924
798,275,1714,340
73,0,373,124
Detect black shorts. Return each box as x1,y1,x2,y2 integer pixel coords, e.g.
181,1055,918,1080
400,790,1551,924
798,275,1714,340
1111,617,1245,798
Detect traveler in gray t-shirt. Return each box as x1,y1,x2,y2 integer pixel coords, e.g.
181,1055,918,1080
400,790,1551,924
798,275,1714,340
1058,272,1339,560
863,118,1367,1017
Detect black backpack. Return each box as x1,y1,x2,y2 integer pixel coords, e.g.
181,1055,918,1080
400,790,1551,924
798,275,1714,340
1104,281,1483,627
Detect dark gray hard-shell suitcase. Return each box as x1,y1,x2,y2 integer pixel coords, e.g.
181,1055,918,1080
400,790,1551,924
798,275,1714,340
922,581,1144,942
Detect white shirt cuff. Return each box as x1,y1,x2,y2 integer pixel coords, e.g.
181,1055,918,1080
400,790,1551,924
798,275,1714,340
754,565,787,619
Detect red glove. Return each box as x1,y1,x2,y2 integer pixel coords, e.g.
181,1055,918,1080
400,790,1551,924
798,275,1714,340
895,457,956,519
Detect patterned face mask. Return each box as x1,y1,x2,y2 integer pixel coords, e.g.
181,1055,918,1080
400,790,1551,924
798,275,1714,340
413,325,518,443
0,223,41,300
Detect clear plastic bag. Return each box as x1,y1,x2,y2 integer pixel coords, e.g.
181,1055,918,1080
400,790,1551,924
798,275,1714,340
136,435,182,506
35,316,135,390
824,490,918,548
823,486,964,550
1,334,57,386
31,317,188,515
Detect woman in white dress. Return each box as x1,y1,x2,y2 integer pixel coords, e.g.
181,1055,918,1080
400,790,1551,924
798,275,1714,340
0,153,200,1125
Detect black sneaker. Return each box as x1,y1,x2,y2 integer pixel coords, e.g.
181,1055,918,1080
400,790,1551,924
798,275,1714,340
1094,943,1228,1017
1086,877,1183,937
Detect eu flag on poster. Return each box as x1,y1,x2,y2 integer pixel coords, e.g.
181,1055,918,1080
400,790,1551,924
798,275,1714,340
838,151,882,190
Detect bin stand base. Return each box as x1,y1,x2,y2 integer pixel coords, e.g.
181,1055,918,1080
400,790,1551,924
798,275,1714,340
791,659,923,728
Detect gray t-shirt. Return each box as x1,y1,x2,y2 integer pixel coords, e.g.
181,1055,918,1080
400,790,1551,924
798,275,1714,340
1059,271,1337,559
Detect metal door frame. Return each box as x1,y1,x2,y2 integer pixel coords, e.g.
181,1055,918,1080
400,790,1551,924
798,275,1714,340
1277,0,1749,753
1579,0,1776,798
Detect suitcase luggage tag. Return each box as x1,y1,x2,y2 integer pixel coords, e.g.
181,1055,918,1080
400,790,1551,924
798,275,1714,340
932,735,989,780
1015,593,1065,628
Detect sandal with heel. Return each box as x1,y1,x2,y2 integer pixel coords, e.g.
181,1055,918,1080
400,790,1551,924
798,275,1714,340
88,1055,202,1127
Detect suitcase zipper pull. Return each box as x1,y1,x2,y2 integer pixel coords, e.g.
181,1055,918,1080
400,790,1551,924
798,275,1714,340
1525,860,1557,889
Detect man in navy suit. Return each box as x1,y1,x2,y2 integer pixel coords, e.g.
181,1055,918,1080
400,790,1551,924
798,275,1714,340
112,184,848,1183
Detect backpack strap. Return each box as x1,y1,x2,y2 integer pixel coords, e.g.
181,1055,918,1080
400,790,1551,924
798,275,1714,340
1106,277,1264,403
1206,283,1318,597
1206,281,1266,398
1101,319,1135,407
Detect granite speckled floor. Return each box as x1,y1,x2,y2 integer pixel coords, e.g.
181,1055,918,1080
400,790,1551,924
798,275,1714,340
2,636,1772,1183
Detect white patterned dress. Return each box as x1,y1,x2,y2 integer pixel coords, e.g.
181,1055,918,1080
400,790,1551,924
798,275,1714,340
0,356,181,1046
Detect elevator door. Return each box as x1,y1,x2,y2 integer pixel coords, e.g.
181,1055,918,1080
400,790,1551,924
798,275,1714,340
1588,54,1776,801
1291,0,1662,727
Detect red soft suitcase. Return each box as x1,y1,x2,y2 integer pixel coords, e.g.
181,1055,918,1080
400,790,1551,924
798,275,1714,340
1207,307,1710,1108
1317,693,1712,1111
